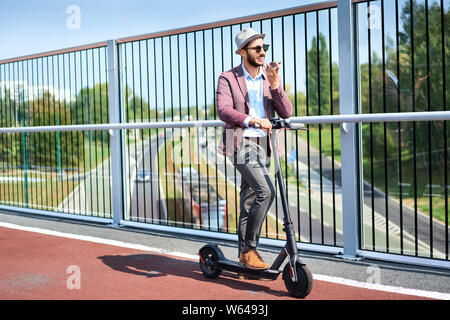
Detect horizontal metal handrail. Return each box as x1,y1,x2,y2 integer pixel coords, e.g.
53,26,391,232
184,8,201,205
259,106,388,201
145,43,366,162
0,41,107,65
0,111,448,134
0,0,374,64
115,1,337,43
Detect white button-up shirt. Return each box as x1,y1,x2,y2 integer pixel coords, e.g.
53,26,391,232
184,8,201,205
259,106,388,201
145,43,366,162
242,64,267,137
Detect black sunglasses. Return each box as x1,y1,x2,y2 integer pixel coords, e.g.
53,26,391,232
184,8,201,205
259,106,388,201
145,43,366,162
246,44,270,53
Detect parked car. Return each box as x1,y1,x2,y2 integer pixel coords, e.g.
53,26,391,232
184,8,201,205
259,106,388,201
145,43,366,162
135,169,151,182
200,200,227,232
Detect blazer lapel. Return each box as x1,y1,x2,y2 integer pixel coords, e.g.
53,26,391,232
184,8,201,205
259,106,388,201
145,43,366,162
262,72,272,118
234,66,249,113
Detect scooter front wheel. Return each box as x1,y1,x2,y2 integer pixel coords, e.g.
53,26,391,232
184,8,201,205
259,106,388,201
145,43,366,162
283,263,313,298
199,246,222,279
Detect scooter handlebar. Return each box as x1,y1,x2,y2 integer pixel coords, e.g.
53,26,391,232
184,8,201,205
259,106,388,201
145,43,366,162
249,118,308,131
288,122,308,131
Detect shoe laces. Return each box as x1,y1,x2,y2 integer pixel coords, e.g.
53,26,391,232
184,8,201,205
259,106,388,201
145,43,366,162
251,249,264,262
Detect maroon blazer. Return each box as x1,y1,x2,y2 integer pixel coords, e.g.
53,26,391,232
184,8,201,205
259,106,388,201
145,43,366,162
216,65,293,156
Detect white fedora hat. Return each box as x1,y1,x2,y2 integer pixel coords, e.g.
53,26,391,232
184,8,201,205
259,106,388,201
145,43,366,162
235,27,265,54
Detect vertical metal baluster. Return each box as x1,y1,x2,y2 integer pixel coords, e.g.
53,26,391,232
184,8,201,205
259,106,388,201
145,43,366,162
367,1,376,251
12,62,18,207
329,8,337,246
131,42,139,221
104,46,112,217
61,54,67,214
145,39,154,223
221,26,229,233
63,54,68,212
268,18,279,239
29,59,34,209
23,60,33,208
441,0,448,261
125,43,133,220
19,60,24,207
185,33,193,228
91,49,98,216
169,36,177,226
231,26,238,233
3,62,7,205
193,32,200,229
410,0,419,256
48,56,54,211
79,51,85,214
14,61,20,206
68,53,75,213
34,58,39,210
305,13,312,243
202,30,210,230
7,63,12,206
381,0,390,253
41,57,50,209
425,0,433,258
11,61,15,206
10,62,15,206
0,64,2,204
282,16,289,241
92,48,99,216
293,13,301,242
78,50,83,214
16,61,20,206
0,64,4,205
211,29,220,232
20,60,27,208
177,34,185,228
395,0,404,255
87,49,92,216
139,40,147,222
153,38,162,224
161,37,169,226
36,57,40,209
99,47,105,217
55,55,61,211
72,52,79,214
317,10,325,244
131,41,141,221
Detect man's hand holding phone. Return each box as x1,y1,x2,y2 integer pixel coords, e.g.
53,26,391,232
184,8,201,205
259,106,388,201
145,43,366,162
264,61,282,89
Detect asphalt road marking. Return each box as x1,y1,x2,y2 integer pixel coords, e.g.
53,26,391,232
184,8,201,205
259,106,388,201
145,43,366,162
0,221,448,300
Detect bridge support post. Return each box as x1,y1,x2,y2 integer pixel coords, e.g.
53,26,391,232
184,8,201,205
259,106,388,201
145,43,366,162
107,40,124,226
337,0,362,260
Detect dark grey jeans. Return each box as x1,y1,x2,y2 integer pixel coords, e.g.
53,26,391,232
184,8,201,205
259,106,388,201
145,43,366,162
230,137,275,257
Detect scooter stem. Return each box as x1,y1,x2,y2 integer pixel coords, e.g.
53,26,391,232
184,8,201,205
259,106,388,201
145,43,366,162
270,130,298,257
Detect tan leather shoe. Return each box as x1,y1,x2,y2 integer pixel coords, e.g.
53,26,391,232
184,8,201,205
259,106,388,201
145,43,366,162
239,250,270,270
253,250,266,263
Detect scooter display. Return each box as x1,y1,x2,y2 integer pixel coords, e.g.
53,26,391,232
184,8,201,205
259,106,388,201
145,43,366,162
198,118,313,299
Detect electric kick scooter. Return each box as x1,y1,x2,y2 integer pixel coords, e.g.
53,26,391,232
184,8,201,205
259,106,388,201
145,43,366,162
199,118,313,298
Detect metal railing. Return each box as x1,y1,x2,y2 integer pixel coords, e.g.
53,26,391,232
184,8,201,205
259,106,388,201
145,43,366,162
0,0,448,269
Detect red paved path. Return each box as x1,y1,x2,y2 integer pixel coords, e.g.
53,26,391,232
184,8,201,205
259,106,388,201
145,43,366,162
0,227,433,300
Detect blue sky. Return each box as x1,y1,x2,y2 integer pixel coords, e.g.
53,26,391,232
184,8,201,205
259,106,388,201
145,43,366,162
0,0,327,61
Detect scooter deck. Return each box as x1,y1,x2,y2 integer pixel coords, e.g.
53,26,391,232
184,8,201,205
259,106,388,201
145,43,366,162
217,259,282,280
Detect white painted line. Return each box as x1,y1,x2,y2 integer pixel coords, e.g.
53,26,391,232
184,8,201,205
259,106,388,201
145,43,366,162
312,274,450,300
0,221,196,260
0,221,449,300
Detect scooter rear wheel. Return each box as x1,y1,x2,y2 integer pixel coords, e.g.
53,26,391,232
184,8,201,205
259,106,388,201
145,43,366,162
283,264,313,298
199,247,222,279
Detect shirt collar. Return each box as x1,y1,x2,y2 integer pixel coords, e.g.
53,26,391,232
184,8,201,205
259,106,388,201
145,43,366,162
241,64,265,81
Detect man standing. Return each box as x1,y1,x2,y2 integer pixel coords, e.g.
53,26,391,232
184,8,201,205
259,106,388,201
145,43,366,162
216,28,293,270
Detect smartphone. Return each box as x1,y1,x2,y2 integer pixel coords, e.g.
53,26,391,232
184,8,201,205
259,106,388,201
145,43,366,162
269,61,282,68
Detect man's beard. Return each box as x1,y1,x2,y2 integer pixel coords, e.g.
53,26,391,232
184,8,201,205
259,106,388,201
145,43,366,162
246,54,264,67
